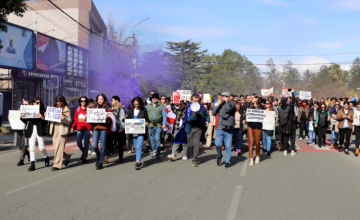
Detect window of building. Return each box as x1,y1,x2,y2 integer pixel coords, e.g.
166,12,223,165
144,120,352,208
66,45,88,78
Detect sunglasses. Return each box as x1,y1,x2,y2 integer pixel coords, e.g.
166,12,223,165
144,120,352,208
35,102,40,104
161,98,166,100
80,100,87,102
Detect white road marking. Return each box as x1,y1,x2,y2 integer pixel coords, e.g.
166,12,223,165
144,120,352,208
240,159,248,176
226,185,243,220
5,167,81,194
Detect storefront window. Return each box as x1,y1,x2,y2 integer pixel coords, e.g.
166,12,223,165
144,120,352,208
66,44,88,78
15,80,36,109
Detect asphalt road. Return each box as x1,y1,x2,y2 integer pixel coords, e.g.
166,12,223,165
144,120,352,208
1,132,360,220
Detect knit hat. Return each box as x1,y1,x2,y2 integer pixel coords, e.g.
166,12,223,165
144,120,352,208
281,98,287,105
112,96,120,102
151,93,160,100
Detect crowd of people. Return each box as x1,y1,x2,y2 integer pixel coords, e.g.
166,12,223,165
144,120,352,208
8,90,360,172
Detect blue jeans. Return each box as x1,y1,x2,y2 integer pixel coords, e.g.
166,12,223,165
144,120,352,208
92,129,107,163
262,130,272,152
133,135,144,162
331,130,339,145
215,129,233,163
309,131,315,145
233,128,244,150
77,130,90,158
149,127,162,153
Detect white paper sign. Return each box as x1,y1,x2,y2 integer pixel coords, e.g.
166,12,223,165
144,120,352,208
45,107,62,123
125,119,146,134
87,109,106,123
261,87,273,97
282,88,292,97
203,94,211,103
9,110,25,130
246,109,266,123
177,90,191,101
20,105,39,118
299,91,311,100
262,110,275,130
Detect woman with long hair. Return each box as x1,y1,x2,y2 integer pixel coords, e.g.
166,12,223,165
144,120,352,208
46,95,72,171
234,101,246,156
262,99,276,156
127,96,149,170
70,96,92,164
91,93,113,170
10,99,30,166
337,101,354,154
159,95,167,150
20,98,49,171
246,94,265,166
105,96,125,163
314,102,329,148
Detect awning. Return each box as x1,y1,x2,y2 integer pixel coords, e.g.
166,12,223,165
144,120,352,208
62,87,82,92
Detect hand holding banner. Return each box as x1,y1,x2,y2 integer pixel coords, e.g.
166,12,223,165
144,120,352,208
261,87,274,97
45,107,62,123
246,109,266,123
173,92,180,103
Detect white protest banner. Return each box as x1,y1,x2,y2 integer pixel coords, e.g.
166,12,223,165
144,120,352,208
246,109,266,123
299,91,311,100
87,109,106,123
20,105,39,118
173,91,180,103
9,110,25,130
282,88,292,97
177,90,191,101
125,119,146,134
261,87,273,97
262,110,275,130
164,105,176,133
45,107,62,123
203,94,211,103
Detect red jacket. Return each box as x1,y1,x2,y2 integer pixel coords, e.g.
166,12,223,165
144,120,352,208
71,107,92,131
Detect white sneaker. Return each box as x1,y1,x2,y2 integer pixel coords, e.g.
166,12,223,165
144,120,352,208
88,150,91,154
283,151,287,156
309,144,312,147
299,137,303,141
182,156,187,160
291,151,296,156
167,154,175,161
91,152,96,156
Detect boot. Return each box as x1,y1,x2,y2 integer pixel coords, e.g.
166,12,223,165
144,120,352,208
221,146,225,150
356,148,359,157
17,160,24,166
104,156,109,163
27,161,35,172
116,157,123,163
44,156,50,167
330,144,334,149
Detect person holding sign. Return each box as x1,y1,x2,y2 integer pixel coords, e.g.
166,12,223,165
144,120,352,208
20,98,50,172
9,99,30,166
246,94,265,166
70,96,93,164
212,92,236,169
45,95,71,171
91,94,113,170
262,99,276,156
127,97,149,170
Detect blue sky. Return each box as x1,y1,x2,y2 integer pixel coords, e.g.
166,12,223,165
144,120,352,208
93,0,360,72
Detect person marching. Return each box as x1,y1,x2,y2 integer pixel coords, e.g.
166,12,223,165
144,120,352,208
46,95,72,171
20,98,50,172
352,102,360,156
213,92,236,169
10,99,30,166
337,101,353,154
91,94,113,170
127,97,149,170
298,100,310,141
146,93,167,159
263,99,276,156
70,96,92,164
314,102,329,148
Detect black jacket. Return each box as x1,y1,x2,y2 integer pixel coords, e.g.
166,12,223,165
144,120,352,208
20,108,47,138
127,108,150,122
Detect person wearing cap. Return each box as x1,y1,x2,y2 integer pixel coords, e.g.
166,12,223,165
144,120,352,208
212,92,236,169
146,93,167,159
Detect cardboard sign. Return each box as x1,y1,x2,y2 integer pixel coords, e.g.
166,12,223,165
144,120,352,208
261,87,274,97
177,90,191,101
20,105,39,118
45,107,62,123
246,109,266,123
125,119,146,134
203,94,211,103
282,88,292,97
9,110,25,130
299,91,311,100
87,109,106,123
173,91,180,103
262,110,275,130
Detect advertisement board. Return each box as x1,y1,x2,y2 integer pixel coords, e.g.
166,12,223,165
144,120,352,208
37,33,66,73
0,23,34,70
